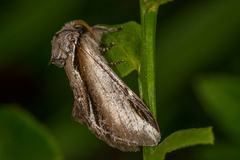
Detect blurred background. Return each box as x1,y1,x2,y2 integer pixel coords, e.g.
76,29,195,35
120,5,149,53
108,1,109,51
0,0,240,160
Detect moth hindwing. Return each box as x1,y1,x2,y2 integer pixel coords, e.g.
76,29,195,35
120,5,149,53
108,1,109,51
51,20,161,152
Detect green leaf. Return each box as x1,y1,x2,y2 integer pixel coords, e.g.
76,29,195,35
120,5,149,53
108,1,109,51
150,127,214,160
0,105,62,160
100,21,141,78
194,74,240,141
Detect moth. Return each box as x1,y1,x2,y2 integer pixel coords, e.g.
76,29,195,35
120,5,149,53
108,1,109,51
51,20,160,152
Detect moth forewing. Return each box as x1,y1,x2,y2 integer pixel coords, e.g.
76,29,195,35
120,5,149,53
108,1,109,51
51,20,161,152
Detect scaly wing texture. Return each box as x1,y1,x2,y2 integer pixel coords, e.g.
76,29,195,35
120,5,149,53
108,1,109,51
69,37,160,151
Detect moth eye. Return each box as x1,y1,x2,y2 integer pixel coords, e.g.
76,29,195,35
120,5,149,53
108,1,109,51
51,58,66,68
51,54,67,67
51,47,68,68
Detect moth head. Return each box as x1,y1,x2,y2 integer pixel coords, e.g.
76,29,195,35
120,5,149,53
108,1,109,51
51,36,68,68
51,20,96,68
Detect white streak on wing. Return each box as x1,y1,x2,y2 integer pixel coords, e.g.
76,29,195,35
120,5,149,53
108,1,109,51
80,36,160,145
128,90,133,96
71,44,82,82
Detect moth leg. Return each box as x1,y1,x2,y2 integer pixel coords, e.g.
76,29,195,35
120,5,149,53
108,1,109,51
100,26,123,32
91,26,123,33
90,26,123,43
110,26,123,31
99,42,114,51
99,42,123,65
108,59,124,66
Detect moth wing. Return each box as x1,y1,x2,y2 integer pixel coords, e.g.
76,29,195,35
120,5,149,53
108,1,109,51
71,39,160,151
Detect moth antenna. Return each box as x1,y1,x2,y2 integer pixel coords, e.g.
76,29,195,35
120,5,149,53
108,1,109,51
74,20,96,40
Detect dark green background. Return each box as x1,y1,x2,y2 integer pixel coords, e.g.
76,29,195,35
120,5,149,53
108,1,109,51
0,0,240,160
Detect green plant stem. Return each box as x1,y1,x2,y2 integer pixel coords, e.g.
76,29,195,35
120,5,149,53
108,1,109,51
138,1,159,160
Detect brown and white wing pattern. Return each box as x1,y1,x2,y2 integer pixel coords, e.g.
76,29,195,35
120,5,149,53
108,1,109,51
70,35,159,152
51,21,160,152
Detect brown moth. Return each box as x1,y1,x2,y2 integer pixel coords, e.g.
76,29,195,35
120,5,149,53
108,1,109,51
51,20,160,152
